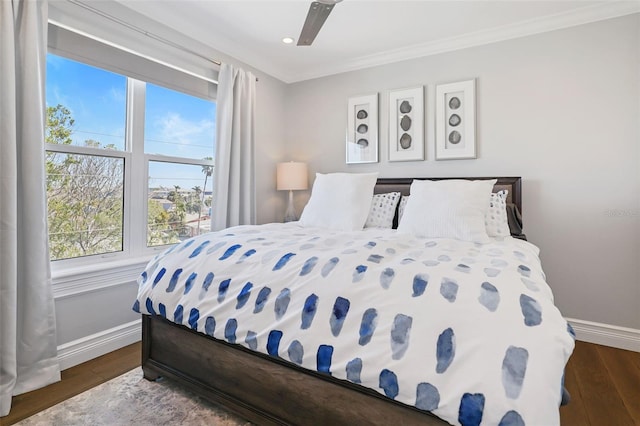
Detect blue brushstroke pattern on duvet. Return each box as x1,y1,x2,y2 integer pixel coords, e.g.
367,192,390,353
236,282,253,309
152,267,166,288
267,330,283,357
300,256,318,276
166,268,182,293
245,330,258,350
224,319,237,343
288,340,304,364
416,382,440,411
133,223,575,426
390,314,412,360
205,316,216,337
184,272,197,295
219,244,242,260
301,294,319,329
273,253,296,271
317,345,333,374
412,273,428,296
330,297,350,337
458,393,485,426
188,308,199,331
218,279,230,303
254,287,271,313
436,328,455,373
189,240,210,258
478,282,500,311
173,304,183,324
358,308,378,346
346,358,362,383
520,294,542,326
379,369,399,399
499,411,525,426
502,346,529,399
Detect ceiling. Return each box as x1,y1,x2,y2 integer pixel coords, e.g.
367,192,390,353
115,0,639,83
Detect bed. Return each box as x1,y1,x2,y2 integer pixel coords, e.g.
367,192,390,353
135,176,574,426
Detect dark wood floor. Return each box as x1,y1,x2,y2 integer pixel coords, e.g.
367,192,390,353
0,342,141,426
1,340,638,425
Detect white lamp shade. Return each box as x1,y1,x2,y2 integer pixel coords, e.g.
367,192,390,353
277,162,308,191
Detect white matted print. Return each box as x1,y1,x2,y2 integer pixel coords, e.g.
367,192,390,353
346,94,378,164
436,79,476,160
389,87,424,162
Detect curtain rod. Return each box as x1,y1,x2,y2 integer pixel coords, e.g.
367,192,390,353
67,0,221,67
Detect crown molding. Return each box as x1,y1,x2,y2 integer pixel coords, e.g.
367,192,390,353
282,1,640,83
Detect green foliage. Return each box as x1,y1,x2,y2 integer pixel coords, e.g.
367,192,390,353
46,104,74,145
46,148,124,260
45,104,212,260
45,104,186,260
147,199,180,246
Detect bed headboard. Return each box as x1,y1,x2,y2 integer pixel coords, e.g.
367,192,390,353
374,177,524,238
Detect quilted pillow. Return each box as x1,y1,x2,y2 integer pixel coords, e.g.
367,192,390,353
486,190,511,237
398,179,496,243
365,192,401,229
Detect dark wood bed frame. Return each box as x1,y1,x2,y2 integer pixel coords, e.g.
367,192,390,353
142,177,523,425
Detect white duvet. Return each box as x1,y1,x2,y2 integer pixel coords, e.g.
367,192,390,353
134,223,574,426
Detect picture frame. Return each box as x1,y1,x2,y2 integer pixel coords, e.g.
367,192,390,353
435,79,476,160
388,86,424,162
346,94,378,164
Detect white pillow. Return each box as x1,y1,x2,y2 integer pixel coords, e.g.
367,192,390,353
299,172,378,231
486,190,511,237
365,192,401,229
397,179,496,243
399,191,511,237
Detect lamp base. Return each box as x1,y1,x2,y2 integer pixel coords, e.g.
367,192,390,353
284,190,298,222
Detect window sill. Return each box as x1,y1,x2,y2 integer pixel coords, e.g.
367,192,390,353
52,255,153,300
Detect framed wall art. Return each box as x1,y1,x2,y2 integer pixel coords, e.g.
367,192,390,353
388,86,424,162
346,94,378,164
435,79,476,160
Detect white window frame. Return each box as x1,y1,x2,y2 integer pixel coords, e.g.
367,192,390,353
47,56,215,276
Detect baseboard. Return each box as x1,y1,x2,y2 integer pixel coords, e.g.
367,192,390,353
566,318,640,352
54,316,637,371
57,319,142,370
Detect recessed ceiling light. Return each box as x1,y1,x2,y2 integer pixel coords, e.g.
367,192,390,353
282,37,294,44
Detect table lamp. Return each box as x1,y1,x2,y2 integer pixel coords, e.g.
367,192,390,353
276,162,308,222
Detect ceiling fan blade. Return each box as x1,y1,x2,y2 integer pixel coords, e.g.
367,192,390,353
297,1,335,46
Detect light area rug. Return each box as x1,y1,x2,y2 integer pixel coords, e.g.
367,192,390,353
17,368,251,426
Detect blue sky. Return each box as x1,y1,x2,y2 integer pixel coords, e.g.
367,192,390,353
45,53,216,191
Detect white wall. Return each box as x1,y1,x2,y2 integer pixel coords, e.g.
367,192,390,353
284,15,640,332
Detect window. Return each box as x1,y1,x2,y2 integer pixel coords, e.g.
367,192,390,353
144,84,215,247
45,54,215,264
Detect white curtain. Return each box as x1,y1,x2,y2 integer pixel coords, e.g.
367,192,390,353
0,0,60,417
212,63,257,231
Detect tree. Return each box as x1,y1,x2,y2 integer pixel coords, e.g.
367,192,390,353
46,104,74,145
45,128,125,260
197,158,213,235
45,104,187,259
147,199,179,246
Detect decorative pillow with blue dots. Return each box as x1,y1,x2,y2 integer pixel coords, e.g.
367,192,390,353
134,222,574,426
